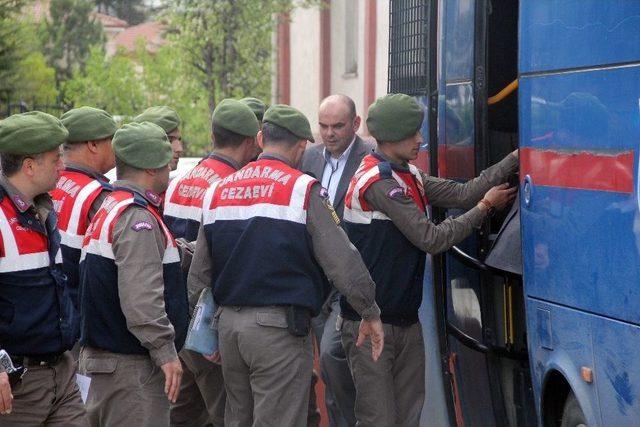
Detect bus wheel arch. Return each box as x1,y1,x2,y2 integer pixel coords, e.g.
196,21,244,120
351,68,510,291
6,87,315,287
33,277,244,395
541,369,571,427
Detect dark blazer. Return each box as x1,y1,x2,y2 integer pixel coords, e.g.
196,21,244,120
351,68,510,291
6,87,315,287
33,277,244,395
301,136,374,219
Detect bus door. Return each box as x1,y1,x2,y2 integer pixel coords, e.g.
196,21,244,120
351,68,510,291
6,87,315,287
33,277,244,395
435,0,536,426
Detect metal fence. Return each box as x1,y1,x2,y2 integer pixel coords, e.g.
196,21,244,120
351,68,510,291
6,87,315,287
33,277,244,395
388,0,430,96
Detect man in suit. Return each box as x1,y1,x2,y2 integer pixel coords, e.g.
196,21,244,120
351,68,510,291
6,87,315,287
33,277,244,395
301,94,373,427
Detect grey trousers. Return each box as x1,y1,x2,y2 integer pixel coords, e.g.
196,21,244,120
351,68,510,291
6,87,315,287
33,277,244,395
312,299,357,427
170,349,225,427
79,347,169,427
218,306,313,427
341,320,425,427
1,351,87,426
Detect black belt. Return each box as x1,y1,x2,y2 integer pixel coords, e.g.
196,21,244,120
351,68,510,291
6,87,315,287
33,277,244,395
11,353,64,367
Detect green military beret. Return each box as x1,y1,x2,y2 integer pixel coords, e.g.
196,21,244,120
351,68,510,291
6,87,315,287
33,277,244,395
240,97,267,122
263,104,315,142
0,111,68,155
366,93,424,142
212,99,260,137
60,106,118,143
112,122,172,169
133,106,181,133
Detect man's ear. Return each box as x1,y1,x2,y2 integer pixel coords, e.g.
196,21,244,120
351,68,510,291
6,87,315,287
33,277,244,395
353,115,362,132
87,140,100,154
21,157,36,177
257,131,265,150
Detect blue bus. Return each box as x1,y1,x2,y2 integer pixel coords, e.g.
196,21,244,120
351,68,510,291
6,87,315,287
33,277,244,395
388,1,640,426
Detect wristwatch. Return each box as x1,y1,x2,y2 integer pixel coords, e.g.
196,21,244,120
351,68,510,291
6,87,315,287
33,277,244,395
478,199,496,217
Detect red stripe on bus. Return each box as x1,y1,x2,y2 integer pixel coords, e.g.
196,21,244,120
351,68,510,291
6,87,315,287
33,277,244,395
520,147,634,193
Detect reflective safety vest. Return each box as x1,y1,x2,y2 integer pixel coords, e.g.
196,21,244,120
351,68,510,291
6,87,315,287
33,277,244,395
202,157,329,315
164,155,237,241
342,153,428,326
51,168,110,310
0,187,78,355
79,189,188,355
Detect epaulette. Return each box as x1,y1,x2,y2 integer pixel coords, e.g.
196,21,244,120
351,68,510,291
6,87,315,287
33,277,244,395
112,186,148,208
378,161,393,179
132,192,148,208
99,180,114,192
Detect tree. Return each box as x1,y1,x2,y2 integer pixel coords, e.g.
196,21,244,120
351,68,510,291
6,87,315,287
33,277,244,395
12,52,59,105
168,0,314,114
136,41,212,155
0,0,30,101
63,45,144,116
42,0,105,87
94,0,147,25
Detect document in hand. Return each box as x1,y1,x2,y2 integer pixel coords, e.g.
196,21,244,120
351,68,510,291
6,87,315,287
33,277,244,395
184,288,219,355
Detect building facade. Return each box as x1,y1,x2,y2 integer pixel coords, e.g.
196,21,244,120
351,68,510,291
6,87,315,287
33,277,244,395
274,0,390,136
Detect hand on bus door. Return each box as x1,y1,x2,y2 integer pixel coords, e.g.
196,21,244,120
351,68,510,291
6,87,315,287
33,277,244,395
357,318,385,362
480,183,517,212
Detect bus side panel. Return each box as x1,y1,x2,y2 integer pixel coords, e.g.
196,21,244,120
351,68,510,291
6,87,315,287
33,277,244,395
519,67,640,324
592,317,640,425
526,299,600,426
519,1,640,73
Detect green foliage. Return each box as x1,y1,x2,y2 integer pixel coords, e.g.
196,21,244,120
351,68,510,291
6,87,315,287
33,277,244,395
4,0,321,154
63,45,144,116
137,41,212,155
168,0,296,113
0,0,30,100
12,52,59,104
42,0,105,86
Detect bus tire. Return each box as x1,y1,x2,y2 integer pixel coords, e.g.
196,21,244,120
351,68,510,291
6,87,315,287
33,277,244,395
560,391,587,427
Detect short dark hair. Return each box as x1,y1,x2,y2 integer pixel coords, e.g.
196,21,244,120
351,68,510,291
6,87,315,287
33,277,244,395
1,153,43,177
262,122,300,147
115,156,141,180
212,126,247,149
62,141,82,151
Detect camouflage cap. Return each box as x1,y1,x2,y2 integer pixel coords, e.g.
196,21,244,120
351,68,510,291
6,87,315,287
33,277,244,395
212,99,260,137
60,106,118,142
0,111,68,155
240,97,267,122
133,106,181,133
112,122,172,169
366,93,424,142
263,104,314,142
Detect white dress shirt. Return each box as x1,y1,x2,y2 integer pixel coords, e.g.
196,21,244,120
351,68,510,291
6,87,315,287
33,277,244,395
321,137,356,205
